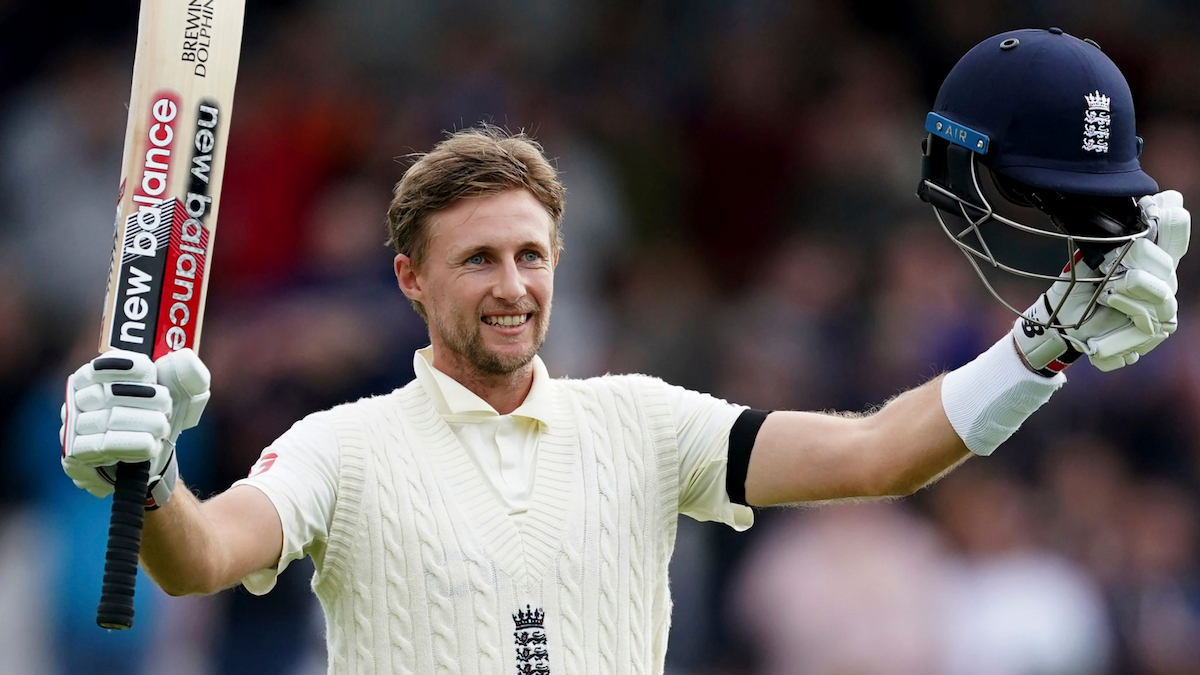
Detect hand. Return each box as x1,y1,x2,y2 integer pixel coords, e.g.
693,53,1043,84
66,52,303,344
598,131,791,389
60,348,210,508
1014,190,1189,374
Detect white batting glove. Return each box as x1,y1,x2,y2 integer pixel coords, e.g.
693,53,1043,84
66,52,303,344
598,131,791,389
156,347,212,444
60,348,210,508
1014,190,1189,375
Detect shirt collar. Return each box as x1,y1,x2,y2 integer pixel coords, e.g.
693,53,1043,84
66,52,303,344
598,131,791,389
413,346,554,427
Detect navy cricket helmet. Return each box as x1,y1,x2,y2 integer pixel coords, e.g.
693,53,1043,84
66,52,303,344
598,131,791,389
917,27,1157,328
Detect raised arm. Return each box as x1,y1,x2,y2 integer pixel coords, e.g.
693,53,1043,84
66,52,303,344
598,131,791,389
744,192,1188,508
744,372,968,506
140,482,283,595
61,348,287,596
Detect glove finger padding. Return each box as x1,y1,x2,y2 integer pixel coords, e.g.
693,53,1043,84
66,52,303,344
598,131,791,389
78,447,177,509
61,455,115,498
1108,268,1176,306
1090,351,1139,373
70,350,157,391
1099,237,1178,333
1111,237,1177,285
1102,292,1164,335
1162,313,1179,336
74,382,172,414
1133,331,1170,357
1087,321,1163,360
74,409,109,437
75,407,171,438
69,429,162,465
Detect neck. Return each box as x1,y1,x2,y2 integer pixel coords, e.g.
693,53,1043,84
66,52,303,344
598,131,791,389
430,348,535,415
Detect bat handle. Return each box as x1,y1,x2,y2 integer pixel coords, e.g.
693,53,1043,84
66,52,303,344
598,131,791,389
96,460,150,630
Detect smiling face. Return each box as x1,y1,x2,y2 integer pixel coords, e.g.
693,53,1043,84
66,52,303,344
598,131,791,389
395,188,556,378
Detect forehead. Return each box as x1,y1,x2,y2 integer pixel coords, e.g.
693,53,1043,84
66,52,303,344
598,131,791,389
427,189,553,255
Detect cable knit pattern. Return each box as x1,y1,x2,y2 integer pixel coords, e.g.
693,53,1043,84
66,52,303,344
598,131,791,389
614,381,648,674
574,386,620,674
467,556,503,672
312,374,682,674
555,533,586,672
368,408,416,673
392,388,460,674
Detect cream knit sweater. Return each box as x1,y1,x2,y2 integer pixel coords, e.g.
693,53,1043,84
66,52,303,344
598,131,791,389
313,372,682,675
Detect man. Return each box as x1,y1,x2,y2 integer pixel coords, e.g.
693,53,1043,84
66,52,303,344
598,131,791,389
61,28,1187,674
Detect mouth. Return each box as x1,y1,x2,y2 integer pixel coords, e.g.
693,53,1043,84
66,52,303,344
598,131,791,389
481,312,534,334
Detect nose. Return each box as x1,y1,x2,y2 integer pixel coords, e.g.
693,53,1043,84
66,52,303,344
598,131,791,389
493,257,527,302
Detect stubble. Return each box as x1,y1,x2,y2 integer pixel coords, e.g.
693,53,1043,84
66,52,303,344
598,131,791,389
433,302,552,376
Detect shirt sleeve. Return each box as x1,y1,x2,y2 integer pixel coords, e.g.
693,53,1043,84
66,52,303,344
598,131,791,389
663,382,755,531
230,413,340,595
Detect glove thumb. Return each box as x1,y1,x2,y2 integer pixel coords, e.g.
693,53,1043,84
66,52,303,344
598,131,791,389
156,348,211,438
1140,190,1191,267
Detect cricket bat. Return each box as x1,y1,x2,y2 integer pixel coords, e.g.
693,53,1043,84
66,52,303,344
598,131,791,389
95,0,245,630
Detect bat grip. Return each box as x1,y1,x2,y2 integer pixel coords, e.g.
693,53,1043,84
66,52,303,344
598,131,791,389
96,460,150,630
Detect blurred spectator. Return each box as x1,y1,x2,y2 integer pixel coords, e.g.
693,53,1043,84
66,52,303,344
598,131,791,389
212,7,380,295
1040,435,1132,588
0,261,44,506
931,465,1113,675
1112,480,1200,674
865,222,989,397
0,47,129,321
535,119,634,378
730,503,947,675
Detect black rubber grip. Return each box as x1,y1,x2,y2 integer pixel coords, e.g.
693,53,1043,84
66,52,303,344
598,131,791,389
96,460,150,630
94,357,135,371
111,383,156,398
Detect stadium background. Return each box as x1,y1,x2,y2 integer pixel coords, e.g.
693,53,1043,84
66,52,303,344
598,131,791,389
3,1,1200,673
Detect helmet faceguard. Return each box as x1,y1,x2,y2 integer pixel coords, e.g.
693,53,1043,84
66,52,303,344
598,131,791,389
917,28,1157,330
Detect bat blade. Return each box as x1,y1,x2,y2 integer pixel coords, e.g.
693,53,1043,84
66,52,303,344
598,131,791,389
100,0,244,360
95,0,245,631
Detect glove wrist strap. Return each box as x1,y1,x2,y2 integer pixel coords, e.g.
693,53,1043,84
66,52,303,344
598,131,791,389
1012,295,1083,377
146,444,177,511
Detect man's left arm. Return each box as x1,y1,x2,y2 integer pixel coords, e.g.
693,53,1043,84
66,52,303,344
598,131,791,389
744,374,969,506
743,191,1189,508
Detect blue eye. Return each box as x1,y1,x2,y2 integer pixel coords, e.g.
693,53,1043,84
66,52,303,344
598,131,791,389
467,254,485,265
522,251,541,262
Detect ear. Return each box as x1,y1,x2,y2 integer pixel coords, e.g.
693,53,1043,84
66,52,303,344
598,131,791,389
394,253,425,304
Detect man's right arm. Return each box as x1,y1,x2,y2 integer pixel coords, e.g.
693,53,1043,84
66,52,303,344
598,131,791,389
140,482,283,596
61,348,337,598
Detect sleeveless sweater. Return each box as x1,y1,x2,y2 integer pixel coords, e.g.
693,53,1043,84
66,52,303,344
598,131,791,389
313,373,682,675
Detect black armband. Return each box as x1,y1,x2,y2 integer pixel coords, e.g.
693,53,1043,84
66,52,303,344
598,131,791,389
726,408,771,507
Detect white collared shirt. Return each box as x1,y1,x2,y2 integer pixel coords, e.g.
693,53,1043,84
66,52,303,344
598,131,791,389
412,346,553,521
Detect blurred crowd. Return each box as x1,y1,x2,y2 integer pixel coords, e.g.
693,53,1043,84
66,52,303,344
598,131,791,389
4,1,1200,673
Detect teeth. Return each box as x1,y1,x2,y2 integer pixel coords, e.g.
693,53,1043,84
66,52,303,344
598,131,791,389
485,314,528,327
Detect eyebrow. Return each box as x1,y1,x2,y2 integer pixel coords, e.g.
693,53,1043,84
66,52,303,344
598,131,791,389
451,240,550,258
